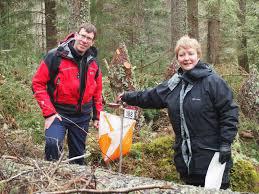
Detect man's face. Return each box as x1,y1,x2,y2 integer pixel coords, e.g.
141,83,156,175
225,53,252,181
74,28,95,55
177,47,199,71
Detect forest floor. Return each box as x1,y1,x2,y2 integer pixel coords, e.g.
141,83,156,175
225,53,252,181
0,109,258,193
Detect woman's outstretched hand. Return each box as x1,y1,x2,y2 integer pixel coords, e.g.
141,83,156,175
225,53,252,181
116,93,124,103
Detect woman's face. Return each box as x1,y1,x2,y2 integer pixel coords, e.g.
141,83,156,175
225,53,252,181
177,47,199,71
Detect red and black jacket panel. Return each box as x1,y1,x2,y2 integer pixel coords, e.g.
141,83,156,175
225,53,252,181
32,43,103,120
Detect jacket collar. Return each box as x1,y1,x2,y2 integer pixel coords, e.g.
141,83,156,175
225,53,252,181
179,60,213,84
168,60,213,90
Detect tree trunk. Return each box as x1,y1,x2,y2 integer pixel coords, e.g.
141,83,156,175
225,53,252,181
237,0,249,73
129,0,144,47
171,0,187,54
207,0,220,65
66,0,91,32
45,0,57,51
187,0,199,40
168,0,187,78
0,1,10,50
0,1,5,50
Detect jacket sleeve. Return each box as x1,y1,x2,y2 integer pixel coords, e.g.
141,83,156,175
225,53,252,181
92,65,103,120
32,60,57,118
210,75,239,144
121,81,169,109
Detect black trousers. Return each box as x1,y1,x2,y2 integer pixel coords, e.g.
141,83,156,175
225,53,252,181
180,174,230,189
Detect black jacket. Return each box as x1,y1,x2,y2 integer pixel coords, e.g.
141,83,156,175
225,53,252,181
122,61,238,179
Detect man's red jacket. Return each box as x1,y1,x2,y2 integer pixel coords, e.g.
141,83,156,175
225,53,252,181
32,34,103,120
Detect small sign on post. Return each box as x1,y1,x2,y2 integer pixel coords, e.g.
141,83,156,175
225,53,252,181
124,105,138,120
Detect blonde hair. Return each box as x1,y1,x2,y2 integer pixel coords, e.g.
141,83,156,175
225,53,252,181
175,35,202,58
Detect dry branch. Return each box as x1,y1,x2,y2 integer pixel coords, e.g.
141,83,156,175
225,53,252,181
0,169,33,184
62,153,89,164
46,184,174,194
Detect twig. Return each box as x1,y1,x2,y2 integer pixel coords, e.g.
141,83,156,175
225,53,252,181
85,175,94,188
46,152,65,189
222,73,249,77
3,140,23,162
103,58,110,71
43,184,174,194
1,155,18,160
62,153,88,164
0,170,33,184
33,159,48,178
61,176,85,190
86,165,98,189
49,152,65,178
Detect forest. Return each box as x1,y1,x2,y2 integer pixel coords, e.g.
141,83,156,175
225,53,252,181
0,0,258,193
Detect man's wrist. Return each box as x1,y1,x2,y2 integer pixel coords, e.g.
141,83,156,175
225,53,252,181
44,113,56,119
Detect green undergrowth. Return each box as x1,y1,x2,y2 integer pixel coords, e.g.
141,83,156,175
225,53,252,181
123,135,181,182
0,76,44,144
123,135,259,192
238,115,259,161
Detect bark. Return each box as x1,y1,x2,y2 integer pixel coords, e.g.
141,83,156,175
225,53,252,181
187,0,199,40
171,0,187,56
95,0,104,36
0,1,10,50
129,0,144,47
237,0,249,73
45,0,57,51
66,0,90,32
207,0,220,64
0,1,5,50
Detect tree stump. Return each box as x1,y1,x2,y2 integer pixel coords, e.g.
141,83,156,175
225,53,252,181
105,43,135,96
164,58,180,80
238,68,259,123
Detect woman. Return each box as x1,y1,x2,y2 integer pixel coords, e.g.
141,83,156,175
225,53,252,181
118,35,238,189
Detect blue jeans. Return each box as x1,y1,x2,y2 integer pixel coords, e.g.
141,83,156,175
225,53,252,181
45,113,91,165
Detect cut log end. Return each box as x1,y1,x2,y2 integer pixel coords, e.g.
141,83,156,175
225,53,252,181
124,61,131,69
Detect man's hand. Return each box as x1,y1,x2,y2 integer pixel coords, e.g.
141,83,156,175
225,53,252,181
219,142,231,164
93,120,99,129
44,114,62,130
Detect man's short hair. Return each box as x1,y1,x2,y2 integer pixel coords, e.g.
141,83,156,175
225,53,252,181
78,23,97,40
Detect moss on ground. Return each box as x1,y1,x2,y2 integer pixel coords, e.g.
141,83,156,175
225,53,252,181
230,159,259,192
123,135,181,182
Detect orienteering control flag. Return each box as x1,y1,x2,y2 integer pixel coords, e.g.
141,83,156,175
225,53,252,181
98,111,136,163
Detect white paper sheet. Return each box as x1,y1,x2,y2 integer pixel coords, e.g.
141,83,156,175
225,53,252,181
205,152,226,189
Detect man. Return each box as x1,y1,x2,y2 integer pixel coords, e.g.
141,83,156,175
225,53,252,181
32,23,103,165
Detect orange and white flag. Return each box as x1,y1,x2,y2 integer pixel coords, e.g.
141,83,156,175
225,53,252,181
98,111,136,163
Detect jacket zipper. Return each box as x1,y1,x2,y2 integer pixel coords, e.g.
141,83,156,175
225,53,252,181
55,77,60,102
77,60,87,112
